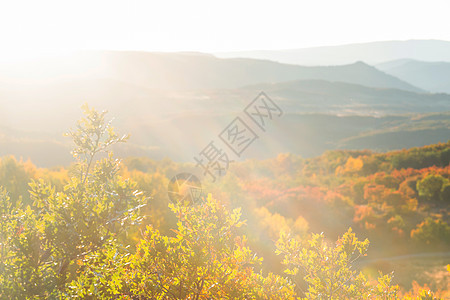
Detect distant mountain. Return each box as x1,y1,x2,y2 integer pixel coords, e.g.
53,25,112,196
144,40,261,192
240,79,449,115
0,51,421,92
0,77,441,135
0,50,446,166
376,59,450,93
0,77,448,166
339,113,450,151
215,40,450,66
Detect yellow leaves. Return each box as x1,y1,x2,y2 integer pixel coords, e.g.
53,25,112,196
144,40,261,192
276,227,392,299
234,235,248,248
335,156,364,176
230,207,242,227
251,272,297,299
338,227,370,257
206,193,213,202
374,272,399,299
119,195,291,299
284,267,299,276
255,206,310,242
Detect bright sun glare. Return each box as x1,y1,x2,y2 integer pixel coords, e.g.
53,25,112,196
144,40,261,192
1,0,450,63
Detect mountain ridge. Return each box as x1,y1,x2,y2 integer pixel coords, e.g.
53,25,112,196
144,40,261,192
376,59,450,93
215,39,450,66
0,51,422,92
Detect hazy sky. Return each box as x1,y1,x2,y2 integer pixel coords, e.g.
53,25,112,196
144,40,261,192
1,0,449,60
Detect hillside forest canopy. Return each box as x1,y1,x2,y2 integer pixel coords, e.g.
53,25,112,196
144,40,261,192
0,106,448,299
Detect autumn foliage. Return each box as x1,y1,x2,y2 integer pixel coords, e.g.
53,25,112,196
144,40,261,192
0,107,448,299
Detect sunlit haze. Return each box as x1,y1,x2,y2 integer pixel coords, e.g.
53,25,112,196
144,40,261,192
1,0,450,62
0,1,449,298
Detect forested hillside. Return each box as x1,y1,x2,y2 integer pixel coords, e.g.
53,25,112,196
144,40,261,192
0,108,448,298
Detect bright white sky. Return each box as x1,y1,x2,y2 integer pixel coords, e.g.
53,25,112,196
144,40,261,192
0,0,449,60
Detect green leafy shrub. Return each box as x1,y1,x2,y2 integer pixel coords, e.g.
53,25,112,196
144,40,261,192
276,228,399,299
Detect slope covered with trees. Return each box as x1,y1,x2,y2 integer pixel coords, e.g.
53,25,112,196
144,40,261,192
0,107,448,299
